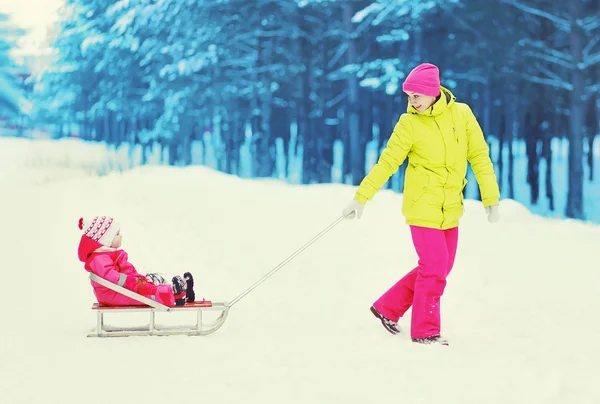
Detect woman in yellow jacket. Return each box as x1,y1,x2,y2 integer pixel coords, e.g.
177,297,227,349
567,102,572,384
342,63,500,345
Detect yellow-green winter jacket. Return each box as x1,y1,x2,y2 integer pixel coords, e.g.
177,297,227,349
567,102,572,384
355,86,500,229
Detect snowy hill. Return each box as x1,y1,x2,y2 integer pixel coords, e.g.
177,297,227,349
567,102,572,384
1,138,599,404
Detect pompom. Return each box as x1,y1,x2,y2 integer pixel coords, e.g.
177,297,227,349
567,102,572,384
78,217,84,230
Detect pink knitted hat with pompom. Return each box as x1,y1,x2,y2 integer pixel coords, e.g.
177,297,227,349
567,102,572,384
78,216,120,247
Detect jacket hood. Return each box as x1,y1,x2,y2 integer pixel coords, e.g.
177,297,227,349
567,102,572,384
407,85,455,116
77,235,103,262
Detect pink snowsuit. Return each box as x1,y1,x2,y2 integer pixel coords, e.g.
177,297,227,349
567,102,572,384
78,235,175,306
373,226,459,339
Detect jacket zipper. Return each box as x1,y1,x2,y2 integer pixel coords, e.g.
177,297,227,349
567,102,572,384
433,117,448,227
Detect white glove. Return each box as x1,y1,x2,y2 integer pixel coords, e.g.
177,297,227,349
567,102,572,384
342,199,365,219
485,204,499,223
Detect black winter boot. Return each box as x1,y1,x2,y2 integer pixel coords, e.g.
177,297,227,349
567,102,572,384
183,272,195,303
370,306,401,335
172,276,187,306
412,335,449,346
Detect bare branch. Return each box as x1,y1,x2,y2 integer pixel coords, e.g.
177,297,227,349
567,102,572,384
500,0,570,32
439,3,481,38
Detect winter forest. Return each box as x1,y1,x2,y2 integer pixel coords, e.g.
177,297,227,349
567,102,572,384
2,0,600,222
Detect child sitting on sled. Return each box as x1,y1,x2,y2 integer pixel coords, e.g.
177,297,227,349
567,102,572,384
77,215,195,307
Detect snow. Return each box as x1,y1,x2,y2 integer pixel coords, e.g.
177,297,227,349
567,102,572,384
2,137,600,404
81,35,106,54
352,3,384,24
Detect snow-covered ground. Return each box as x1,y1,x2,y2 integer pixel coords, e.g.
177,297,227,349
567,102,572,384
1,137,599,404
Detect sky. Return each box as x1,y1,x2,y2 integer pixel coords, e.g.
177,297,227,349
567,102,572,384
1,0,64,56
1,136,599,404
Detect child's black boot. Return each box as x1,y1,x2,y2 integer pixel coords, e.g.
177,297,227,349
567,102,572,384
172,275,187,306
183,272,195,303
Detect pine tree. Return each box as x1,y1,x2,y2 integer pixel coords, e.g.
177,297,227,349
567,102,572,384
0,13,27,118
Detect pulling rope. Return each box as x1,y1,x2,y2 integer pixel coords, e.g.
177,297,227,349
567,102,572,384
228,215,347,307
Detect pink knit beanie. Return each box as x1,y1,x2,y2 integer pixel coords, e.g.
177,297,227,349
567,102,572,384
402,63,441,97
79,215,120,247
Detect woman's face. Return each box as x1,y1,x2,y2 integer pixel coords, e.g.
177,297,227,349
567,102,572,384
406,92,436,113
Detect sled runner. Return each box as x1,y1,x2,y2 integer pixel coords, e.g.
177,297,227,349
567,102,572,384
87,273,229,337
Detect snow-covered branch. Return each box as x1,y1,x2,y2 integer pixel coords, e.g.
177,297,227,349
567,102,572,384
583,35,600,57
585,82,600,97
519,38,572,63
581,14,600,32
523,51,573,69
372,3,397,27
500,0,570,32
352,2,383,24
535,62,570,86
453,72,487,85
438,2,482,38
325,89,347,109
520,72,572,91
582,51,600,69
328,43,347,69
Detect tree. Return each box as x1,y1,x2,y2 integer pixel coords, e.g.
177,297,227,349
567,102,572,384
0,14,28,118
501,0,600,219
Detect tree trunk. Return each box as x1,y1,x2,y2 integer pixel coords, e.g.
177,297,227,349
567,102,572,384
525,110,540,204
270,105,291,177
259,39,275,177
103,113,111,144
214,112,226,172
482,80,491,135
249,32,274,178
344,4,361,185
565,0,585,219
379,97,396,190
542,116,554,212
168,138,178,165
118,116,126,145
498,113,505,194
317,18,333,184
225,115,236,175
503,91,517,201
585,76,597,182
359,90,373,179
298,7,316,183
180,114,192,166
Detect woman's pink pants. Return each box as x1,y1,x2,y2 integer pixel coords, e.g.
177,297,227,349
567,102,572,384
373,225,459,339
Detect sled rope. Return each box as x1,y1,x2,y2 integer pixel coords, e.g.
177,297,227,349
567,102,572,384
228,215,347,307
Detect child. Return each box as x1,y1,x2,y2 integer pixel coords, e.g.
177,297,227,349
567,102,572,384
342,63,500,345
77,215,195,307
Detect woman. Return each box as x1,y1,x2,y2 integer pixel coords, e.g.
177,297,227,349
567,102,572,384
342,63,500,345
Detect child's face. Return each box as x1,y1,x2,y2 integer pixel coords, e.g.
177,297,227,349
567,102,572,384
110,230,123,248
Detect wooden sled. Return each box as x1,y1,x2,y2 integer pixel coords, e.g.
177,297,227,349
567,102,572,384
87,273,230,337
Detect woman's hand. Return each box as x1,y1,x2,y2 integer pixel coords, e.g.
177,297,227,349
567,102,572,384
485,204,499,223
342,199,366,219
